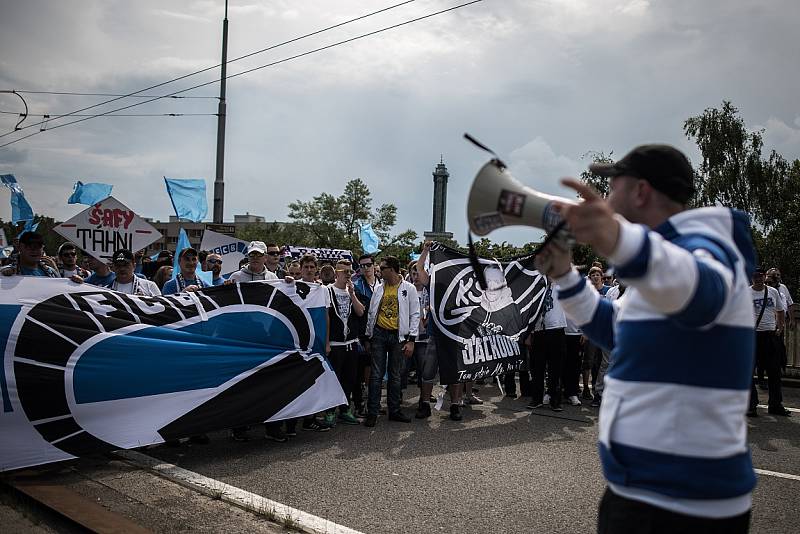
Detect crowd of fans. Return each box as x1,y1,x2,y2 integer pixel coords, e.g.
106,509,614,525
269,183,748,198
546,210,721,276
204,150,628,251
0,231,794,447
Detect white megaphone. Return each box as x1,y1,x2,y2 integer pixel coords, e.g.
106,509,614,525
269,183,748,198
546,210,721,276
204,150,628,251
467,159,577,245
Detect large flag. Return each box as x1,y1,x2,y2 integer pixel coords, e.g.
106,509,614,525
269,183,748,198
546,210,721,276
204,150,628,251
427,243,548,382
359,223,381,255
0,277,344,471
164,178,208,222
1,174,34,223
68,181,113,206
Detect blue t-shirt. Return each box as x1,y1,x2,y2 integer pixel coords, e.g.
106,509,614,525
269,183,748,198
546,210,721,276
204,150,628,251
212,277,225,286
20,265,51,277
86,272,116,287
162,277,203,295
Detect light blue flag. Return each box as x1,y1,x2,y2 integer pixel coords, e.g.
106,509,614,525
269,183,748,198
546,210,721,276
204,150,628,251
1,174,34,223
18,219,39,239
410,252,421,261
173,228,213,286
359,223,381,255
164,178,208,222
68,181,113,206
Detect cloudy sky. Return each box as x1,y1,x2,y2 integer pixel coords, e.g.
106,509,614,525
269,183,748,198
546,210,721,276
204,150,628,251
1,0,799,246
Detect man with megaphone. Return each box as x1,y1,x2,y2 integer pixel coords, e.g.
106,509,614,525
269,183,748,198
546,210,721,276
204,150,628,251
532,145,756,533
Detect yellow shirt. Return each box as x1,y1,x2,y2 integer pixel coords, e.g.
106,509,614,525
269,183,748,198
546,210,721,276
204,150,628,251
376,283,400,331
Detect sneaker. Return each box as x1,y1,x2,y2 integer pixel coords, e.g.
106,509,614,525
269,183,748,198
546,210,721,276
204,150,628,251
265,427,288,443
466,395,483,405
527,400,544,410
543,393,551,405
449,404,463,421
364,414,377,427
324,412,336,427
581,389,593,400
415,402,432,419
189,434,210,445
338,410,360,425
591,395,602,408
551,404,563,412
230,428,250,442
768,406,792,417
388,411,411,423
746,407,758,418
568,395,582,406
302,419,331,432
355,404,367,418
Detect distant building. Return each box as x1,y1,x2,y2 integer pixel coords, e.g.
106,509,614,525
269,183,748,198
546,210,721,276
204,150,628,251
423,157,454,241
145,214,268,253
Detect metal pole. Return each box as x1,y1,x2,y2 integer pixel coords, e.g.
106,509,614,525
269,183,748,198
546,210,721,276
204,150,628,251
213,0,229,223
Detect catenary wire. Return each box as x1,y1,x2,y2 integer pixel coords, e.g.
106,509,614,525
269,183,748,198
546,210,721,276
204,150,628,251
0,0,481,149
0,0,418,138
0,110,217,117
11,91,216,99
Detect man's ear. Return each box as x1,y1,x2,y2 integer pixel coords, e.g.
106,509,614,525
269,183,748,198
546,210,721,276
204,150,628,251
634,179,652,208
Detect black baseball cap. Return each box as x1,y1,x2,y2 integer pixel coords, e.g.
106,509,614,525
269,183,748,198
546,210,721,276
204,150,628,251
112,249,134,264
753,266,766,275
178,247,198,259
590,144,695,204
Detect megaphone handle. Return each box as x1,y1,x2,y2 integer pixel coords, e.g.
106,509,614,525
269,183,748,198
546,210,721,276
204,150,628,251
535,220,568,255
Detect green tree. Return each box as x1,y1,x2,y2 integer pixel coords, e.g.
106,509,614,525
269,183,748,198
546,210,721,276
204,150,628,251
286,178,415,255
684,100,788,231
579,150,614,198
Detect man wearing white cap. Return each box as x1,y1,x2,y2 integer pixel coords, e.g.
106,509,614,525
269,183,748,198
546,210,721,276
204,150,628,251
228,241,278,283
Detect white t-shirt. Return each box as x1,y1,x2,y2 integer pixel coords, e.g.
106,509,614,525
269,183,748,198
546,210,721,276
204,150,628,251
752,285,784,331
330,285,352,327
539,284,567,330
778,283,794,309
61,268,79,278
112,278,161,296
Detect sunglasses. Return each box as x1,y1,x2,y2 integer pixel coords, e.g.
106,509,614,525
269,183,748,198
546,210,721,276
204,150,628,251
206,259,222,265
266,251,281,257
60,252,78,257
248,252,265,258
359,262,374,268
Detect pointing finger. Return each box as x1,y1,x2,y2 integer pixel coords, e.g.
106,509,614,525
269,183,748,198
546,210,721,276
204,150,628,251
561,178,603,202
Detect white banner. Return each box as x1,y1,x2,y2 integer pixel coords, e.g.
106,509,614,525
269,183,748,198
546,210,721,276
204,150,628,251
54,197,162,261
200,229,248,275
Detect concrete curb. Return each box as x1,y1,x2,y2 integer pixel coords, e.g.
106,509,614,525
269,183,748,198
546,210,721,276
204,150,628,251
114,450,365,534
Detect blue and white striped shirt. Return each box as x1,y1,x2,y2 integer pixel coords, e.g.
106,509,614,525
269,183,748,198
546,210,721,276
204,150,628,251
556,207,757,518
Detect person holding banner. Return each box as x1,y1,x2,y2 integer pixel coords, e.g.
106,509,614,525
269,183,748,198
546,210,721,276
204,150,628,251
265,243,286,278
162,247,208,295
85,257,115,286
228,241,279,283
1,231,61,278
109,249,161,296
535,144,755,533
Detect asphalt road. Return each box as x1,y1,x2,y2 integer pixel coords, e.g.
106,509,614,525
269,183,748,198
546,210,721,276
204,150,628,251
149,383,800,534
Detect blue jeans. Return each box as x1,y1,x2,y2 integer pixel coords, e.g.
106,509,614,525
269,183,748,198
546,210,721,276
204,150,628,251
368,326,403,415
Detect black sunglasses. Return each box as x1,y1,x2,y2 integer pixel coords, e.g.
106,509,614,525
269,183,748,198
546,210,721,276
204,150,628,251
206,259,222,265
266,251,281,257
359,262,374,268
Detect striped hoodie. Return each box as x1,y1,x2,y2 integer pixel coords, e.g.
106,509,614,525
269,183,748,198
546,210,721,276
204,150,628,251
555,207,757,518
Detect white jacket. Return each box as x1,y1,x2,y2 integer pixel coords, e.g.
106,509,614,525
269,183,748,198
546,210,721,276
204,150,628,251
365,279,420,342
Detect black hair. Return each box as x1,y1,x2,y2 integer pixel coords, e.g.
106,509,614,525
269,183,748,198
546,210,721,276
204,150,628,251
382,255,400,274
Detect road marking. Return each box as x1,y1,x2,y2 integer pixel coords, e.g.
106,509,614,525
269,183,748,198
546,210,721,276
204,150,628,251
755,468,800,482
115,450,365,534
757,404,800,413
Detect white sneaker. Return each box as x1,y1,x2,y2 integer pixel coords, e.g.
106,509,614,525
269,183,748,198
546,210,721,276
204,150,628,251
568,395,581,406
543,393,551,405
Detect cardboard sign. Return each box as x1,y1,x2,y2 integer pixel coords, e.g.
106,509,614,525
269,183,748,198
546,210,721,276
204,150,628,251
54,197,162,261
199,229,248,275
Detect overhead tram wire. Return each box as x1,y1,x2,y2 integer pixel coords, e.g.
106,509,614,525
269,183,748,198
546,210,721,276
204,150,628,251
12,91,216,99
0,110,217,118
0,0,418,139
0,0,482,150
